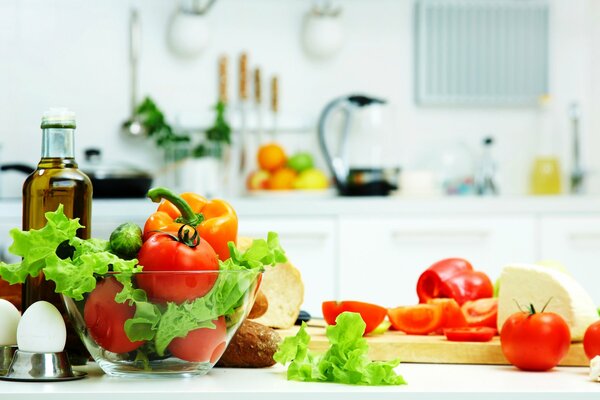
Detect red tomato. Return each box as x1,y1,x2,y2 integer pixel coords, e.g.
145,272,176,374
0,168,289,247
322,301,387,335
84,277,144,353
500,310,571,371
136,233,219,304
461,298,498,329
583,320,600,359
388,304,444,335
428,298,467,332
168,316,228,362
444,327,496,342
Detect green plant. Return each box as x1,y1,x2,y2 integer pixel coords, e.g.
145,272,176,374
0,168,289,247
136,97,190,148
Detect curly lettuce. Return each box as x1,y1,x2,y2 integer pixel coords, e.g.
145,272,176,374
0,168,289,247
275,312,406,386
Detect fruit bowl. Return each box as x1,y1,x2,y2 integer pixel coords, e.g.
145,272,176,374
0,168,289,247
62,270,261,378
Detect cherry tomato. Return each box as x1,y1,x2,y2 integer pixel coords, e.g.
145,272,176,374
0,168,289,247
500,309,570,371
428,298,467,332
136,232,219,304
84,277,144,353
444,327,496,342
168,316,228,362
583,320,600,359
322,301,387,335
461,298,498,329
388,304,444,335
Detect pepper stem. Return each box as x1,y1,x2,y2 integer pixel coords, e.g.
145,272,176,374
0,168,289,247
147,187,203,226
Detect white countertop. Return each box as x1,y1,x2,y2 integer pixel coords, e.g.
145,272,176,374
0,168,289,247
3,195,600,219
0,363,598,400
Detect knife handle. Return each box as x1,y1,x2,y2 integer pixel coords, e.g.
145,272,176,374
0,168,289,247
271,76,279,113
239,52,248,101
218,55,228,104
254,68,262,104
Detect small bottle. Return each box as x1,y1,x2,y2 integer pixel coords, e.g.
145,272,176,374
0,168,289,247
530,95,562,195
474,136,498,196
22,108,92,364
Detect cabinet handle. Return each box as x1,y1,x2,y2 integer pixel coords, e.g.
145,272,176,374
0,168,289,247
568,233,600,244
390,230,489,243
242,232,329,241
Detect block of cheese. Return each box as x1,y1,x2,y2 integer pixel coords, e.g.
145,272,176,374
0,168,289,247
237,237,305,329
497,263,599,341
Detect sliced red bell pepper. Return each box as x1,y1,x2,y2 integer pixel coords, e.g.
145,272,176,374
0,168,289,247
416,258,493,306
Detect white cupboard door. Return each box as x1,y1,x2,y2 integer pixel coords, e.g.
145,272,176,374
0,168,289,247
539,216,600,305
238,217,337,317
339,216,536,307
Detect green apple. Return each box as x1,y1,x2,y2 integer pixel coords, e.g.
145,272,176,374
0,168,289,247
287,152,314,173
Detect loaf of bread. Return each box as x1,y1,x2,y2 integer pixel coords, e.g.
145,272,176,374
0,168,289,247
216,320,281,368
238,237,305,329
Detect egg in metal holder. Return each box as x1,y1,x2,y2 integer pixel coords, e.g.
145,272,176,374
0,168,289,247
0,301,86,382
0,299,20,376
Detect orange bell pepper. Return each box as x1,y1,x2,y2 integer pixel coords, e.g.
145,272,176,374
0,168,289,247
143,187,238,261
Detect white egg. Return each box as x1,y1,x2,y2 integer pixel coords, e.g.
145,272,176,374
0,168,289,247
17,301,66,353
0,299,21,346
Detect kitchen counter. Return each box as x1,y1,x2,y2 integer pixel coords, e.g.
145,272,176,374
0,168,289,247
3,195,600,218
0,363,598,400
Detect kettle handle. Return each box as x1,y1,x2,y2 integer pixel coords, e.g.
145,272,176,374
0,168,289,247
318,97,353,190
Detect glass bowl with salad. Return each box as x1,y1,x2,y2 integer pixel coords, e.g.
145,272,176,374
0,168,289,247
62,269,262,377
0,187,286,377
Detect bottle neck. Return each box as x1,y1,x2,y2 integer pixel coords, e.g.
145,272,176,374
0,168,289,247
41,127,75,160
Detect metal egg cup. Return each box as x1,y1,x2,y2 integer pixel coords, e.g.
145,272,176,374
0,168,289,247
0,346,86,382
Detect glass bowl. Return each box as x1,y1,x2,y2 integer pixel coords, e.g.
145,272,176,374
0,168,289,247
62,270,261,378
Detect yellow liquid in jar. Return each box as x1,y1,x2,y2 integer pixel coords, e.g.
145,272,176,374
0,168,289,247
530,156,562,195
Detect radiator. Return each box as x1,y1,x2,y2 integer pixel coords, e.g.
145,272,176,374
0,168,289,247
415,0,550,106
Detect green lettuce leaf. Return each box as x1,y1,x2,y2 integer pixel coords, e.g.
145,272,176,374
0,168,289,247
0,205,142,301
148,234,287,355
0,204,82,284
274,312,406,386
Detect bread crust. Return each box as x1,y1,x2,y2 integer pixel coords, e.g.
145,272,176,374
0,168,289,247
216,320,281,368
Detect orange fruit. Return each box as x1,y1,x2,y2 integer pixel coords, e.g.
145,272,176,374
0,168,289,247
257,143,287,172
268,168,297,190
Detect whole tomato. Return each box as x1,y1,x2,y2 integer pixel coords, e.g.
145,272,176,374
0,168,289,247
84,277,144,353
500,307,571,371
136,230,219,304
584,320,600,359
168,316,228,362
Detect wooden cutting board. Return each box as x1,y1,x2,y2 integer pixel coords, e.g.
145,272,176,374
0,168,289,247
277,321,589,367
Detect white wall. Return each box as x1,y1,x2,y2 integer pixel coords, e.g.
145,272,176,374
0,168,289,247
0,0,597,197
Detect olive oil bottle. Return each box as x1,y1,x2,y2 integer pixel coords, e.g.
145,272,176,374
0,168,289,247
22,108,92,364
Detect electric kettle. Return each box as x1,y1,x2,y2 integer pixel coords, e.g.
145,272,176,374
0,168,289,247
318,94,399,196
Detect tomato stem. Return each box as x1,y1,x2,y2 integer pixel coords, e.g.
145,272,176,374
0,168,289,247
147,187,204,227
177,224,200,248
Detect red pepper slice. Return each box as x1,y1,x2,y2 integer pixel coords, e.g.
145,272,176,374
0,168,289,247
444,326,497,342
416,258,493,305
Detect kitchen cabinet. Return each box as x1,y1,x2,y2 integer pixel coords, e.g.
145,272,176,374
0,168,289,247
539,215,600,304
238,217,337,315
338,216,536,306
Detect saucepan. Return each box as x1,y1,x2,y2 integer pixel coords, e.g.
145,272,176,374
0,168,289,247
0,149,152,199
